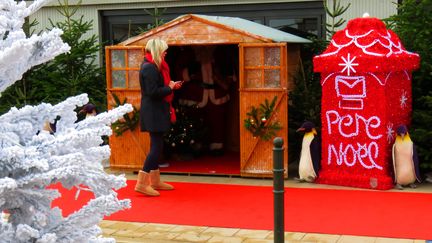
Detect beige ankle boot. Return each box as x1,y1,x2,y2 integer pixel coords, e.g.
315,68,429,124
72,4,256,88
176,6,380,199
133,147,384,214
135,170,160,196
150,169,174,190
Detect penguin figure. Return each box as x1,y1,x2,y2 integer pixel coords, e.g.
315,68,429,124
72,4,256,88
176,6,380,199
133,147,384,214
296,121,321,182
392,125,421,190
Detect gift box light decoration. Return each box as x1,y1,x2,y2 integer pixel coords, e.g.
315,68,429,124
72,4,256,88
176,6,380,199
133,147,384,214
313,14,420,189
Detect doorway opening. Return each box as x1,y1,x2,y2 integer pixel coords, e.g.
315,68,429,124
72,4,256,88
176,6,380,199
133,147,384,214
160,44,240,176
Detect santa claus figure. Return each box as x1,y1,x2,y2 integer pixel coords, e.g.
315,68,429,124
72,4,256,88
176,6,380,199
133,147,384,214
178,46,235,155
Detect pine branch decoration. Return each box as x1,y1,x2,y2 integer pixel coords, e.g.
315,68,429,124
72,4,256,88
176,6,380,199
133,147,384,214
243,96,282,141
110,93,139,136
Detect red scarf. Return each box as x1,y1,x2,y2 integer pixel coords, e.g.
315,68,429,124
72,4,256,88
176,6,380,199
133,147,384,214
145,52,176,123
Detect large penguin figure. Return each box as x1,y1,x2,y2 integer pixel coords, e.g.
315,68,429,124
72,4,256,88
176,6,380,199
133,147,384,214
296,121,321,182
392,125,421,189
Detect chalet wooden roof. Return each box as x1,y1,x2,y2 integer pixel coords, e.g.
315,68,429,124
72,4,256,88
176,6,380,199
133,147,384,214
119,14,311,46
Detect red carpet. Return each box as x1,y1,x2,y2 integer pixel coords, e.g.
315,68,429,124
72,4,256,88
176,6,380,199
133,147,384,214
160,152,240,175
52,181,432,240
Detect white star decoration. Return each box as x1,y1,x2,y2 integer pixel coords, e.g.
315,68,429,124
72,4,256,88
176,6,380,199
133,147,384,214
386,123,394,143
400,90,408,108
338,53,359,76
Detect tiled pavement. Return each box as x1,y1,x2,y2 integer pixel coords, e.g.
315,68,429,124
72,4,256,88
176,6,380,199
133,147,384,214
99,219,427,243
99,172,431,243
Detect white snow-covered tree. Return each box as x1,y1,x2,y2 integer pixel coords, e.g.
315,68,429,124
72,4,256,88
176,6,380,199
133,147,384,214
0,1,132,242
0,0,71,93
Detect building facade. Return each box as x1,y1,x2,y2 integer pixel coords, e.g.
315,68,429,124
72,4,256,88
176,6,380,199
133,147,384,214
29,0,397,63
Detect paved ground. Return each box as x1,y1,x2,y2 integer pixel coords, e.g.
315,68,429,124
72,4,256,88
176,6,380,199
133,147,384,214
99,171,431,243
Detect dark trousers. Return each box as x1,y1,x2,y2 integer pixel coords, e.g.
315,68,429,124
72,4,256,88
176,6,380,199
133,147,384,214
143,132,164,172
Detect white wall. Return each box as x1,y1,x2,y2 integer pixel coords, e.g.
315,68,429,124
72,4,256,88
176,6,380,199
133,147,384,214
28,0,398,64
29,0,398,41
326,0,397,31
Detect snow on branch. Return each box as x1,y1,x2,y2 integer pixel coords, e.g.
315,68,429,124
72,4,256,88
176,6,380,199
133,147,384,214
0,0,70,93
0,1,134,242
0,94,133,242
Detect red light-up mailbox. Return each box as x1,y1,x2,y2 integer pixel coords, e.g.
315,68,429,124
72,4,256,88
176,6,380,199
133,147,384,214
313,16,420,189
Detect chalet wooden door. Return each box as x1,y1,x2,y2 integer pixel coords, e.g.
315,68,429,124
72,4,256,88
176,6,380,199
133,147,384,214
239,43,288,177
106,46,149,169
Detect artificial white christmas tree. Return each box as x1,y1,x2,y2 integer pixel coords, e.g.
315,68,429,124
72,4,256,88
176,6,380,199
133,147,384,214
0,1,132,242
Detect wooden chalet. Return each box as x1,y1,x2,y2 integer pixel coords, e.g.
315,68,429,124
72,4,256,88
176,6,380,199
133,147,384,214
105,14,310,177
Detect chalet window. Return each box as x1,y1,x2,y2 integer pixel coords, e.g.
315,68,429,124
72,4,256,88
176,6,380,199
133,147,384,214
244,46,283,88
108,47,144,90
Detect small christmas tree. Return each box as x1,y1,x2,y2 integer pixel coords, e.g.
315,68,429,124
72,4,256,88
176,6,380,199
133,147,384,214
164,104,207,156
0,1,132,242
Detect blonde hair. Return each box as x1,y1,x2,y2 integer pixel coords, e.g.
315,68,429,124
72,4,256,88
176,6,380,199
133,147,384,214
145,39,168,69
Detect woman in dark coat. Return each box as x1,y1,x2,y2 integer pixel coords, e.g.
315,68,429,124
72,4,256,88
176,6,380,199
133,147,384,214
135,39,182,196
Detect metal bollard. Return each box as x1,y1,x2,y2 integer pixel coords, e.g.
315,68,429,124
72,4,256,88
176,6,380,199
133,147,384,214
273,137,285,243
